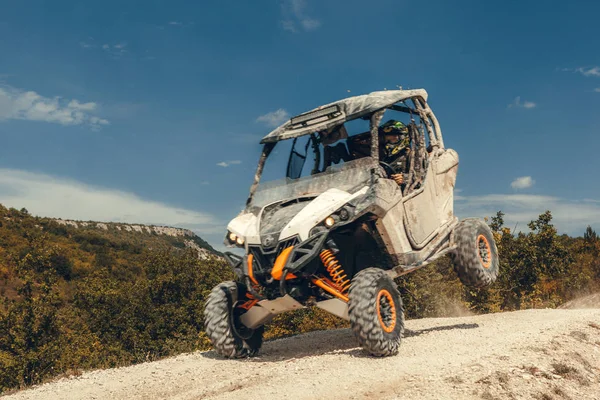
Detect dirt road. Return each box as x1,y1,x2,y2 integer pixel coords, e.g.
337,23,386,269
4,308,600,400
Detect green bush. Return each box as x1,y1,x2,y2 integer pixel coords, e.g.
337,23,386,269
1,203,600,393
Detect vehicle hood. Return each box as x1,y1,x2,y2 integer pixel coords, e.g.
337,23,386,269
227,187,368,246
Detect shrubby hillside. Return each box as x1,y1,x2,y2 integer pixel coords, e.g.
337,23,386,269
1,204,599,393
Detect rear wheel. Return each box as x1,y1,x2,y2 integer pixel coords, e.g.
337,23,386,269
203,281,264,358
451,218,499,288
348,268,404,357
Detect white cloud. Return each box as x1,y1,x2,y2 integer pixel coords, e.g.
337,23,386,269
576,66,600,77
79,37,97,49
594,88,600,93
455,193,600,236
559,66,600,77
256,108,289,127
280,0,321,32
508,96,536,109
101,43,128,58
300,18,321,31
79,38,127,58
0,169,221,235
511,176,535,189
165,21,194,29
217,160,242,167
0,85,109,128
281,20,298,33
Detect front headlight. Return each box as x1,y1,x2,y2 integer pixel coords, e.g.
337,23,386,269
339,207,350,221
324,216,335,228
226,231,245,247
323,206,353,229
309,206,355,237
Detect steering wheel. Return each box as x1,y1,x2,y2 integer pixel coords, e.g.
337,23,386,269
378,161,395,177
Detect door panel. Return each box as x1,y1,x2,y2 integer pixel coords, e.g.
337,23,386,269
402,149,458,247
402,180,439,246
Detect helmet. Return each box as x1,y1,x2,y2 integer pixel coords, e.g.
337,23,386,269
380,120,408,144
380,120,409,157
381,120,407,131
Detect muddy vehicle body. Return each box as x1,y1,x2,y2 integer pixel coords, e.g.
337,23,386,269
204,89,499,357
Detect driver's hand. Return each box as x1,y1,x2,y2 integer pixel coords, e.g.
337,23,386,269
391,174,404,185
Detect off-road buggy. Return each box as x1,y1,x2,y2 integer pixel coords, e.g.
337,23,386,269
204,89,499,357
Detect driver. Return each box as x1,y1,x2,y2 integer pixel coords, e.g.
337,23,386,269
379,120,410,187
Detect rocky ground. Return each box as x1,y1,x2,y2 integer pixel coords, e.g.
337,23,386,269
4,305,600,400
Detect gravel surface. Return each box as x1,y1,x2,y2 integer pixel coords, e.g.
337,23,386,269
4,308,600,400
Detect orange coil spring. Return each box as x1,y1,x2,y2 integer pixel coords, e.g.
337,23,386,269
319,250,351,294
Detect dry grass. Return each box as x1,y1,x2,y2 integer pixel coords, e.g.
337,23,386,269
552,362,577,375
552,386,572,399
569,330,588,341
551,362,589,386
524,365,542,376
496,371,510,384
445,376,464,384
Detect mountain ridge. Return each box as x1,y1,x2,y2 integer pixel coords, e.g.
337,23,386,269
51,217,221,259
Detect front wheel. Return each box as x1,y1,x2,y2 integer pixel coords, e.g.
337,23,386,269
203,281,264,358
451,218,499,288
348,268,404,357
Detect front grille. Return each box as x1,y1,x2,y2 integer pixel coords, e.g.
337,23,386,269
249,246,270,273
249,236,300,273
276,236,299,256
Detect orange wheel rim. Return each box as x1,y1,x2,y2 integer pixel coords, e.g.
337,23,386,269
477,234,492,269
376,289,397,333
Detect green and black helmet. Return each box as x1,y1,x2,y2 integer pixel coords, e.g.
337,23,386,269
380,119,408,136
380,120,410,156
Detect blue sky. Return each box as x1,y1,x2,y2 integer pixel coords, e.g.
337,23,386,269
1,0,599,249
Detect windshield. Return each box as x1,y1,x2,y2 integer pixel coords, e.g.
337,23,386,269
260,116,373,183
247,97,432,207
249,157,377,208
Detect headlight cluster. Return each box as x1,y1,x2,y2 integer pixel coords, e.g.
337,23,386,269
226,231,245,247
315,206,353,234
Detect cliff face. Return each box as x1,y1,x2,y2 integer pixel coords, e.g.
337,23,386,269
53,218,221,259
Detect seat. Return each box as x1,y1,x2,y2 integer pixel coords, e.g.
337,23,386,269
323,142,351,169
346,132,387,160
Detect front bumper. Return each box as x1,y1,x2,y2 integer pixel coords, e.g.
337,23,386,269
224,231,330,293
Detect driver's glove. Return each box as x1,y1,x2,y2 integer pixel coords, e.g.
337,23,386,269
391,173,404,185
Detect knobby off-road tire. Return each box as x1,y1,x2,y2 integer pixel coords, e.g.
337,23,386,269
348,268,404,357
451,218,499,288
203,281,264,358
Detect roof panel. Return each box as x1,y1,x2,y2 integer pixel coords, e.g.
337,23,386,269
260,89,428,143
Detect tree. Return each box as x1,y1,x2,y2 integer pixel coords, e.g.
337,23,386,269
0,235,65,390
584,225,598,243
489,211,505,233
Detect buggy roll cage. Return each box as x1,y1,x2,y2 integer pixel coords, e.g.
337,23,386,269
245,90,444,206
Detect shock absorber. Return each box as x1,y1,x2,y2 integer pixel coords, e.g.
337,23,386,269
319,249,351,294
